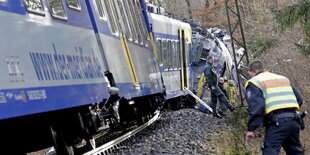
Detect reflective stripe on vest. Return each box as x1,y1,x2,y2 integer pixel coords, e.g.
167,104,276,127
245,72,299,114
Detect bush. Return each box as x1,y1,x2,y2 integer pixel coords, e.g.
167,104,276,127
221,107,262,155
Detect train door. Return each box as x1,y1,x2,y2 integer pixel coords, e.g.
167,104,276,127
100,0,139,86
179,29,188,90
105,0,158,88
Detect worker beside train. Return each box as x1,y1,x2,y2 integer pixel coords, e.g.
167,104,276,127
245,60,305,155
204,56,236,118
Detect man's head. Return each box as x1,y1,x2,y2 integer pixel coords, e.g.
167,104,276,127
247,60,265,77
207,56,214,64
218,77,224,84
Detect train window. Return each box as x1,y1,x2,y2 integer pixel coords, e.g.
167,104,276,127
117,0,132,40
157,39,162,64
48,0,67,20
162,40,167,69
135,0,150,46
23,0,45,15
175,41,178,69
130,0,143,44
102,0,119,35
171,41,174,69
177,41,180,68
123,0,138,42
167,40,172,69
95,0,106,19
133,0,150,46
66,0,81,11
172,41,177,69
186,43,191,66
111,0,126,36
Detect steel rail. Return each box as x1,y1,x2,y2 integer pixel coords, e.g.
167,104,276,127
83,110,160,155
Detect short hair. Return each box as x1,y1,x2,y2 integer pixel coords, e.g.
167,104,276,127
207,56,214,61
248,60,264,73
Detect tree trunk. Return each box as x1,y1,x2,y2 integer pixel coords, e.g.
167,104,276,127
185,0,193,19
157,0,162,7
204,0,209,23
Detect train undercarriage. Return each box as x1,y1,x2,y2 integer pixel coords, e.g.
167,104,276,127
0,90,165,155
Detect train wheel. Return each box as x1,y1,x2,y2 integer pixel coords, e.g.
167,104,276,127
50,125,74,155
133,106,144,125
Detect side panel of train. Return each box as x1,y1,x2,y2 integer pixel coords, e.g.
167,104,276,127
87,0,164,99
149,13,192,101
0,0,112,153
0,0,165,154
86,0,165,128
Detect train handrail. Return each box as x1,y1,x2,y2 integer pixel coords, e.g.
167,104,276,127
184,87,213,113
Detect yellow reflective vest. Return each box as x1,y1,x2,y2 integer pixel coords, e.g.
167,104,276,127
245,71,299,114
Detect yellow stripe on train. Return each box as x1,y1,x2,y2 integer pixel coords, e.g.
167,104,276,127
120,37,139,85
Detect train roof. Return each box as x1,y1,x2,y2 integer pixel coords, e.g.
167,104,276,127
149,13,191,37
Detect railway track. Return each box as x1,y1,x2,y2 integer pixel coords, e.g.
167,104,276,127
83,110,160,155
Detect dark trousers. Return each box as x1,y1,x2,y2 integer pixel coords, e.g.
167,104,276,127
210,85,232,114
218,83,228,99
263,118,304,155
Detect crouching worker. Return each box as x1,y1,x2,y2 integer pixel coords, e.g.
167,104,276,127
245,60,304,155
204,56,235,118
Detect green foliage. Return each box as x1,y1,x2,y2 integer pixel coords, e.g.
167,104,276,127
222,108,256,155
295,42,310,55
247,36,277,58
273,0,310,32
273,0,310,55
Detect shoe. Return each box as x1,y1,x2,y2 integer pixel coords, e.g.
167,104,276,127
213,112,222,118
218,111,227,117
45,147,56,155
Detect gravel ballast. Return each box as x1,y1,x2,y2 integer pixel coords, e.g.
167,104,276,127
114,108,227,155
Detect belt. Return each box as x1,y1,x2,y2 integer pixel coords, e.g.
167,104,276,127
274,112,296,119
265,111,298,126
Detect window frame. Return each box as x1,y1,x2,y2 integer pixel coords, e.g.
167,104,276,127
134,0,150,46
23,0,45,16
65,0,81,11
162,39,168,70
130,0,144,45
167,40,172,70
116,0,133,40
123,0,138,42
186,42,190,67
47,0,68,20
94,0,107,20
102,0,120,36
177,41,181,69
157,39,162,65
172,41,177,70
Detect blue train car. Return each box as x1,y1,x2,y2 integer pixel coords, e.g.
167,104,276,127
0,0,112,154
86,0,165,127
86,0,164,97
0,0,165,154
0,0,110,121
146,3,238,111
147,8,192,102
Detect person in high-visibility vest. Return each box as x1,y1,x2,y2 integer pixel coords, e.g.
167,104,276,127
245,60,304,155
227,80,237,105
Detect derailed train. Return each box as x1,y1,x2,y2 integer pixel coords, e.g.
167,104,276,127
0,0,235,154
